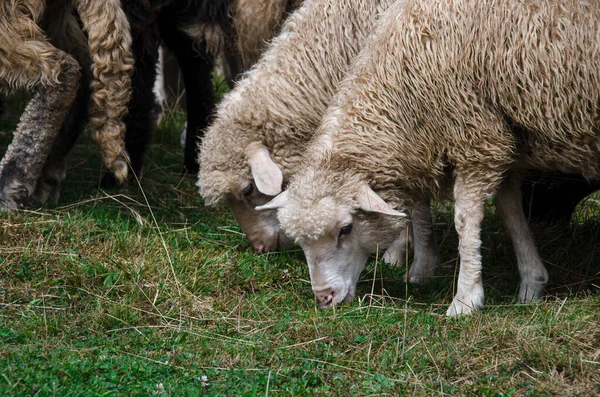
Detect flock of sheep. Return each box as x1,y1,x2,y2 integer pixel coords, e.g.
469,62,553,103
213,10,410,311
1,0,599,316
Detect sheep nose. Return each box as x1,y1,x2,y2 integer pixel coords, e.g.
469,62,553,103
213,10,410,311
253,243,266,254
315,289,334,308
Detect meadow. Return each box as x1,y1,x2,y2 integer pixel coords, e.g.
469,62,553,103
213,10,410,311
1,94,599,396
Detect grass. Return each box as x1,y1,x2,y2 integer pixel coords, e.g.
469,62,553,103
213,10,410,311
1,94,599,396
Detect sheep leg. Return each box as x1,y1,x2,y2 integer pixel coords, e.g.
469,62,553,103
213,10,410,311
495,173,549,302
101,19,160,188
404,200,441,284
382,200,440,281
0,43,80,209
31,83,89,206
177,46,215,175
122,24,160,181
383,223,412,266
159,14,216,175
446,173,487,316
32,7,92,205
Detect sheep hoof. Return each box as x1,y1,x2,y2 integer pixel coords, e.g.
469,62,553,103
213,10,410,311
31,167,65,207
517,282,545,303
31,182,60,207
0,195,20,211
383,246,406,266
446,299,476,316
403,270,434,285
402,254,440,285
100,172,118,189
0,179,30,210
446,287,484,316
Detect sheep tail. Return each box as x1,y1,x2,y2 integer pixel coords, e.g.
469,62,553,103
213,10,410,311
76,0,134,183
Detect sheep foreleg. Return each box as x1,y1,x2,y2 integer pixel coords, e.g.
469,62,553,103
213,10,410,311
447,173,486,316
383,223,411,266
0,47,80,210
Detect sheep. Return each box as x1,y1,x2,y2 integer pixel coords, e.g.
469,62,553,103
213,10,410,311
198,0,441,276
0,0,133,210
259,0,599,315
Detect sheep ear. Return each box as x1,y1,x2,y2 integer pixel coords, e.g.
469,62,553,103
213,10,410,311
255,191,289,211
355,183,406,217
246,142,283,196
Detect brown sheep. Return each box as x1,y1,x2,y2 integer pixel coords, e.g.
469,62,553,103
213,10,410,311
0,0,133,209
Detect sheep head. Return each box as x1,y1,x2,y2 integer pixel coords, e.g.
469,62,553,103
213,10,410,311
258,173,407,308
198,138,292,253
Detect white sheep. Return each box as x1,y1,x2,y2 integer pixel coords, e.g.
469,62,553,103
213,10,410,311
198,0,441,279
260,0,599,315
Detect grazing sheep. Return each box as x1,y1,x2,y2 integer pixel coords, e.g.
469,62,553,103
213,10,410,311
261,0,599,315
0,0,133,209
199,0,440,274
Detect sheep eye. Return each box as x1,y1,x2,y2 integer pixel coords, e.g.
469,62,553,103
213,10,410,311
242,183,254,197
338,224,353,237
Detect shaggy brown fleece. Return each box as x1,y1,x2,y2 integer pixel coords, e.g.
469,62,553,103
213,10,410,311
0,0,133,209
231,0,303,69
76,0,134,182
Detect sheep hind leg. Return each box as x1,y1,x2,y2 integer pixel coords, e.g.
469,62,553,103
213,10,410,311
495,173,548,303
31,79,89,206
0,50,80,210
405,199,441,284
159,10,217,175
446,173,489,316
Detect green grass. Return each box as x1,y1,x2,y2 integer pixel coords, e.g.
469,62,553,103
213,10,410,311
1,94,599,396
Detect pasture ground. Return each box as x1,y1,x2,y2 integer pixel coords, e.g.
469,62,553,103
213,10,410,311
1,94,599,396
